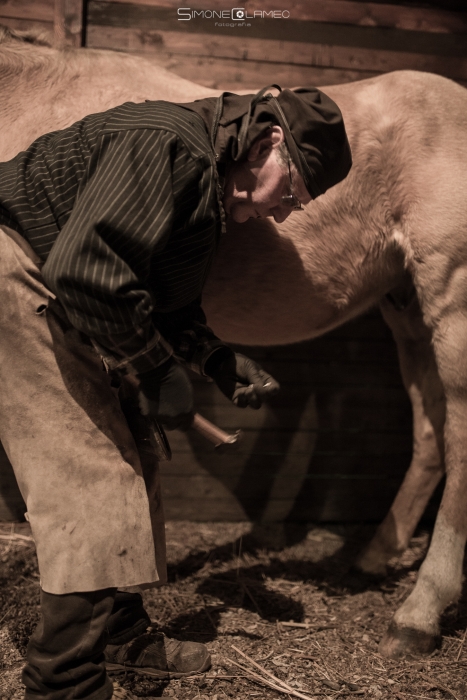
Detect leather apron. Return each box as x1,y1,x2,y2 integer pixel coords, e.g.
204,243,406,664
0,226,167,594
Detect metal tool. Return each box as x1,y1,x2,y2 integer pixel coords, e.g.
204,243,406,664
191,412,242,451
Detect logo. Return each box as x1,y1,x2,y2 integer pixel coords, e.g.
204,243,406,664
177,7,291,21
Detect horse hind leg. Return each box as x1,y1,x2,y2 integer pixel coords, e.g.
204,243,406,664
376,263,467,657
355,286,445,590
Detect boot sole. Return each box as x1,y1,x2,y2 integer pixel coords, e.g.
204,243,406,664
106,657,211,680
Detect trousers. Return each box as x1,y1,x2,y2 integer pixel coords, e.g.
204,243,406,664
23,590,151,700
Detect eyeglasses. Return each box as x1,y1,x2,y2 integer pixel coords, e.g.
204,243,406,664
280,158,303,211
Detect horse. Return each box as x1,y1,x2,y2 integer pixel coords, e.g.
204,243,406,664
1,26,466,659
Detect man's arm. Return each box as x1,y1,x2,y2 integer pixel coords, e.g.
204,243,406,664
42,127,201,374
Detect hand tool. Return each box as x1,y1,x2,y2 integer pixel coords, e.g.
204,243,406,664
191,412,242,451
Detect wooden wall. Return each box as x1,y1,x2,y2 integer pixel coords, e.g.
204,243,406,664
1,0,465,521
161,311,420,523
85,0,467,89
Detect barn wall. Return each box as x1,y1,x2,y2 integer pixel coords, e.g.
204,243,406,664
1,0,465,521
160,311,422,523
85,0,467,89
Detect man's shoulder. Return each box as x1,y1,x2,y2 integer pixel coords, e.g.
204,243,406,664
102,101,211,158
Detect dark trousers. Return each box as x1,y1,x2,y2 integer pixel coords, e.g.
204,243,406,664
22,589,151,700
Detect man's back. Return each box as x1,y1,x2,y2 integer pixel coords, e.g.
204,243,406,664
0,101,215,262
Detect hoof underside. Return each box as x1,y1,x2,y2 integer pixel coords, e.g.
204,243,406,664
379,621,440,659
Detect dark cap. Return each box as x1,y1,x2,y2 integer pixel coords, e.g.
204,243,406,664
271,87,352,198
177,84,352,199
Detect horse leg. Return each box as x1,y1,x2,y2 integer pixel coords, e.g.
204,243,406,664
379,298,467,657
356,289,445,576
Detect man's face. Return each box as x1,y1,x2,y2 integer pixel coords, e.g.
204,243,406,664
222,126,312,224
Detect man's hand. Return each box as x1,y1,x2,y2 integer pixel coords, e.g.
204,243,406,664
137,359,194,430
206,350,280,409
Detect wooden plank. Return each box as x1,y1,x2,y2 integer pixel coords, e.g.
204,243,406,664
54,0,83,47
160,472,408,499
162,497,439,522
187,397,411,432
0,0,54,21
155,52,378,93
93,0,467,34
161,453,411,478
86,24,467,81
356,0,464,12
161,479,408,521
161,468,442,522
168,427,413,456
84,43,381,90
87,3,467,56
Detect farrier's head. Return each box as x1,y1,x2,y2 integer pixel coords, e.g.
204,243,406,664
222,125,311,224
220,85,352,223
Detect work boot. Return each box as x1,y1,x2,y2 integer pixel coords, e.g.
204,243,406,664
105,629,211,679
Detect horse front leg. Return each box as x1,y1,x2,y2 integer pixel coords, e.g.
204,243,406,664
356,291,445,577
379,305,467,658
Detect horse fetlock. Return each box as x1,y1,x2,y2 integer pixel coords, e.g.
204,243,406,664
354,544,390,576
379,620,440,659
392,587,441,636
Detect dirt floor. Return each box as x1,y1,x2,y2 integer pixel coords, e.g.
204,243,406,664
1,520,466,700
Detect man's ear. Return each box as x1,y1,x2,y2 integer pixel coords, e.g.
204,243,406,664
247,125,284,162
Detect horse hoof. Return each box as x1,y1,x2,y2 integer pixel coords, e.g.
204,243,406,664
353,550,389,577
379,621,440,658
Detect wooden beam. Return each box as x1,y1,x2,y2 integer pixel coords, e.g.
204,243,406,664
168,427,412,456
160,454,410,479
93,0,467,34
84,41,379,89
86,24,467,82
54,0,84,47
160,479,409,522
87,2,467,56
0,1,54,22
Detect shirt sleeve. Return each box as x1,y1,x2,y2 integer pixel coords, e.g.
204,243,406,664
42,127,225,375
89,297,228,376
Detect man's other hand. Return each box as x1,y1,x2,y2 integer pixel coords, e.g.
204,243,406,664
206,350,280,409
138,360,194,430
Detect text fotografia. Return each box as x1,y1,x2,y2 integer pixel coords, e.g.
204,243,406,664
178,8,291,20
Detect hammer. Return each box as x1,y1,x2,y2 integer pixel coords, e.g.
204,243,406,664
191,412,242,451
153,412,241,460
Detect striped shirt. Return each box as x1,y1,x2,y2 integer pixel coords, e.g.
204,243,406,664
0,101,227,374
